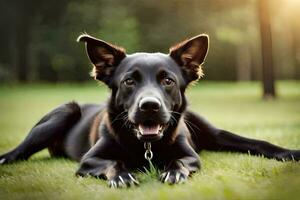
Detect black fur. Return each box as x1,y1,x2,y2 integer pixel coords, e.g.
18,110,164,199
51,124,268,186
1,34,299,188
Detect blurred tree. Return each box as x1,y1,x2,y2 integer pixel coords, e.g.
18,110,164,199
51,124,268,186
291,28,300,80
0,0,298,83
214,3,258,81
0,0,69,82
258,0,276,99
288,5,300,80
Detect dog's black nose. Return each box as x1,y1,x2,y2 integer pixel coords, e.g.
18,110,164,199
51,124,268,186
139,97,161,112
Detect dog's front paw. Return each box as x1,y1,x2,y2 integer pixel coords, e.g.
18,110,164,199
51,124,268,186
108,172,139,188
160,169,188,185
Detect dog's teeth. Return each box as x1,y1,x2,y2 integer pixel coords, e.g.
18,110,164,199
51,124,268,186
138,126,143,134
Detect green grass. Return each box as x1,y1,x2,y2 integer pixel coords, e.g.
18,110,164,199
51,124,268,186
0,81,299,200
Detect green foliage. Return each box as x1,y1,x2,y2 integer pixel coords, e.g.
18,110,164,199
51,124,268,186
0,0,299,82
0,81,299,199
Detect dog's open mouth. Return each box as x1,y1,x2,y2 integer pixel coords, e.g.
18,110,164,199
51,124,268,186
136,121,165,141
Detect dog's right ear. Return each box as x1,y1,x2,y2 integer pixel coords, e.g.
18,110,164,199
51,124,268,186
77,34,126,85
169,34,209,84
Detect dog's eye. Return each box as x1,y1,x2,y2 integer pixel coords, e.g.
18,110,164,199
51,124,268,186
124,78,135,86
161,78,175,86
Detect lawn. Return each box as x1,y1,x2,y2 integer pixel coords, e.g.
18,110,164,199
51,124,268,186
0,81,299,200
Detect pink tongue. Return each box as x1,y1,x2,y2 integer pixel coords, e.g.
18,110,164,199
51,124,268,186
138,124,160,135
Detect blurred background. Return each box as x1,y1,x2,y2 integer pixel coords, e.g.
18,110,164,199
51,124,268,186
0,0,299,85
1,1,300,198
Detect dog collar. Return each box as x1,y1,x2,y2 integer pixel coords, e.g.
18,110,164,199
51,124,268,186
144,142,153,162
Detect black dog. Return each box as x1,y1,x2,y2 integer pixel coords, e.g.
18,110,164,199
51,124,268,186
1,34,299,188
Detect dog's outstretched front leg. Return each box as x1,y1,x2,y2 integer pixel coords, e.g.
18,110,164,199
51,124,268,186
160,156,200,184
160,135,200,184
76,138,138,188
76,157,139,188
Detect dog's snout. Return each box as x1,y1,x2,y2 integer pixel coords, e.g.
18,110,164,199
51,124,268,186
139,97,161,112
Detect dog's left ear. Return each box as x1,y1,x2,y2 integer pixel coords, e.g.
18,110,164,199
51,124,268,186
77,34,126,85
169,34,209,83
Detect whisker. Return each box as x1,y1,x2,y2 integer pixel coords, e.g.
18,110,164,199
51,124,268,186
121,115,131,128
184,119,200,131
184,118,201,138
111,111,127,125
185,120,196,135
170,115,178,124
169,111,181,115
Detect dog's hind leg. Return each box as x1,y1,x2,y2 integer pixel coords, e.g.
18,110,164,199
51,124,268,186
185,111,300,161
208,130,300,161
0,102,81,164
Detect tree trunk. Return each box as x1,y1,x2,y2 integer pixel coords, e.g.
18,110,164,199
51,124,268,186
258,0,276,99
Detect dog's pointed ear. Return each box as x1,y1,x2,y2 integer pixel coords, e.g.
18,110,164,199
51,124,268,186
169,34,209,83
77,34,126,85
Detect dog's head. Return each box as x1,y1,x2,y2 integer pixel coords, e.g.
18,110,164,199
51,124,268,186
78,34,209,142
